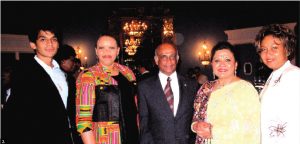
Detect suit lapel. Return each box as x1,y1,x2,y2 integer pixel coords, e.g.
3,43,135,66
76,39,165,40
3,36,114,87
175,75,187,119
32,59,66,110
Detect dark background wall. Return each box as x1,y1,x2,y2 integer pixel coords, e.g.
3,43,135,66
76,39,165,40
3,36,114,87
1,1,299,80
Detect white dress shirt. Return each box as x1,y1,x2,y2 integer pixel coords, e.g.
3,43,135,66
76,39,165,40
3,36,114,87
158,71,180,116
5,88,11,102
34,56,68,108
260,60,300,144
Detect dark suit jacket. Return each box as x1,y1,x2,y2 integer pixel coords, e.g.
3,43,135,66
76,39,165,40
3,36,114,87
66,73,83,144
3,58,72,144
137,73,198,144
137,71,153,82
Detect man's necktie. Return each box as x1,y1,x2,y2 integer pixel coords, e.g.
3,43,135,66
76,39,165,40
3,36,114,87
164,77,174,112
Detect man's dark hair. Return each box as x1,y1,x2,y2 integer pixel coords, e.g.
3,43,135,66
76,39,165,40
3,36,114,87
74,58,81,65
54,44,76,64
28,21,60,43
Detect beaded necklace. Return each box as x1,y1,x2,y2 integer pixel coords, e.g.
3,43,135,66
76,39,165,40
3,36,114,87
91,62,136,86
95,63,116,85
102,64,115,76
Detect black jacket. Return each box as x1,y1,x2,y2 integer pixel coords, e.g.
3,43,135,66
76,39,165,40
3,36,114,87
3,58,72,144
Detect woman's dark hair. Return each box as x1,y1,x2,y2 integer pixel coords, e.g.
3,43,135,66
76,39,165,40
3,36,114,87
255,24,296,60
210,41,238,62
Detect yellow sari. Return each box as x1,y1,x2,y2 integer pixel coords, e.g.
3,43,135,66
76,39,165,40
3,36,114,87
207,80,260,144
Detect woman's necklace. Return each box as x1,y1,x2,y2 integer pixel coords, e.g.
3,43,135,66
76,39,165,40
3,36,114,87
96,63,116,85
101,63,120,77
102,66,113,75
215,77,235,90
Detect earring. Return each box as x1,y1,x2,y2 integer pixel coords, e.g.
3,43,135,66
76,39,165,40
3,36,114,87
116,55,119,62
96,57,99,63
213,73,216,80
235,69,237,76
287,51,291,57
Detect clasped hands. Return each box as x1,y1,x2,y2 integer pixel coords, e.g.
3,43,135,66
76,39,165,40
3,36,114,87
192,121,213,139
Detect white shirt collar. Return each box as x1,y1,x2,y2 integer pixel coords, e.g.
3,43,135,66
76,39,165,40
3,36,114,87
141,70,150,75
34,55,60,71
158,71,177,82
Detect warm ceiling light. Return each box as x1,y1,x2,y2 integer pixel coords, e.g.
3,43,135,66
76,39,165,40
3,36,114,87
123,20,148,37
198,41,211,66
163,18,174,38
124,36,141,56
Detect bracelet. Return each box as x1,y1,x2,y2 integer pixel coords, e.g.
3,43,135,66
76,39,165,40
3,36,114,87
191,122,197,133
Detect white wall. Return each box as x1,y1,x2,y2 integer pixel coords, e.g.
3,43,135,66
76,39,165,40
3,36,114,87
224,22,296,45
224,22,297,65
1,34,33,60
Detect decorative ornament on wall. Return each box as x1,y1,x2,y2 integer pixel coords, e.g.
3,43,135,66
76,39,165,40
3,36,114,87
243,62,253,75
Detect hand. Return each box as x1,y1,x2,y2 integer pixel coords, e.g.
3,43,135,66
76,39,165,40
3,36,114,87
192,121,212,139
81,130,96,144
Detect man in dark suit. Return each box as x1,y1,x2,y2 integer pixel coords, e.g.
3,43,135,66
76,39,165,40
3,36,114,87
137,42,198,144
136,60,154,82
3,23,73,144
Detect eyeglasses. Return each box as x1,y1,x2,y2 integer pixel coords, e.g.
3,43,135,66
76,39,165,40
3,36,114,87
158,54,177,61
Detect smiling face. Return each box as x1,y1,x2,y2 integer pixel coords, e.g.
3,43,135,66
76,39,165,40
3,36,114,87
95,36,120,67
259,35,288,70
30,30,59,63
211,49,237,79
154,43,179,76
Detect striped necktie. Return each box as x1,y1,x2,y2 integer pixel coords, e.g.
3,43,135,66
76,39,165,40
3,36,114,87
164,77,174,112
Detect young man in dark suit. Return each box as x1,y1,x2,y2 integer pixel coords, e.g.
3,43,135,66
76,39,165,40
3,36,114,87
3,23,73,144
137,42,198,144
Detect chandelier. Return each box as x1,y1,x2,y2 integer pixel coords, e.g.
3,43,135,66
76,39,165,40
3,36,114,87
124,37,141,56
162,18,174,37
125,37,141,47
123,20,148,37
125,45,138,56
198,41,211,66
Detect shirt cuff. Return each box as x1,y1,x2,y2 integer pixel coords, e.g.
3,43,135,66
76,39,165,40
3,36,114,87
82,127,92,133
77,122,92,134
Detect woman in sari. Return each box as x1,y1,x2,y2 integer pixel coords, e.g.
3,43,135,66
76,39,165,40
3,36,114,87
191,42,260,144
76,35,139,144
